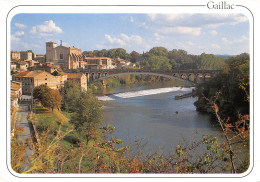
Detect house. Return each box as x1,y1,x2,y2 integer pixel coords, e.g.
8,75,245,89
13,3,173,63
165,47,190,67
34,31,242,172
66,73,87,91
10,62,17,70
53,71,87,91
11,81,22,107
34,54,45,63
11,51,20,60
28,62,59,73
85,57,113,69
17,61,29,71
20,50,33,61
12,70,67,95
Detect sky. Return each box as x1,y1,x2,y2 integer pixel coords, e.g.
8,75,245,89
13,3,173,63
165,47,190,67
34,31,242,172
10,13,249,55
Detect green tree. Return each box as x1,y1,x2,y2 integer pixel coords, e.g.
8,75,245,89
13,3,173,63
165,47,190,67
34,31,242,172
70,92,103,143
130,51,141,63
149,47,169,57
142,56,172,70
195,53,249,123
63,81,82,112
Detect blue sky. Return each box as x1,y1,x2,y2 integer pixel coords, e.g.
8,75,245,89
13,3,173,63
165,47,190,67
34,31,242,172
11,13,249,55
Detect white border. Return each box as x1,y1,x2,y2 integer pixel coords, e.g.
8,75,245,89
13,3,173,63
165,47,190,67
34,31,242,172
6,4,254,179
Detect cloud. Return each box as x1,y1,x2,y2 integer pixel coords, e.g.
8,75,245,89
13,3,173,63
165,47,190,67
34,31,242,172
147,14,193,21
146,13,248,27
105,33,143,47
160,26,201,36
11,34,29,50
211,44,220,49
15,31,24,36
130,16,134,23
30,20,62,37
15,23,26,29
210,30,218,35
11,35,20,42
187,41,193,46
139,13,248,37
105,34,126,46
222,37,229,43
222,35,249,44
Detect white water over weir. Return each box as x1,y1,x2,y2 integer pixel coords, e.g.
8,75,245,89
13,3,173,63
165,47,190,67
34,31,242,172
96,86,194,101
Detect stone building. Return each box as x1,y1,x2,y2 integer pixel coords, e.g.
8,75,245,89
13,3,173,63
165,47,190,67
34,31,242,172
46,41,85,70
10,62,17,70
20,50,33,61
11,51,20,60
17,61,29,71
12,70,67,95
53,71,87,91
11,81,22,107
85,57,113,69
11,50,34,61
66,73,87,91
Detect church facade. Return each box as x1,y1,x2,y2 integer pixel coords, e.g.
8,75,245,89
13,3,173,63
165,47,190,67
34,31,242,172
46,41,85,70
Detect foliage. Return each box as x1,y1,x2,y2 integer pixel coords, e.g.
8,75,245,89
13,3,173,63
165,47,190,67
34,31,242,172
33,85,62,112
33,84,51,102
62,80,82,112
148,47,169,57
142,48,225,71
142,56,172,70
70,92,103,143
83,48,131,60
83,47,226,71
130,51,141,63
195,53,250,123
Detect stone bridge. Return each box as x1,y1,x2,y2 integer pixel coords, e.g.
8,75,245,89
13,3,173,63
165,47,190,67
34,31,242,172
78,69,221,85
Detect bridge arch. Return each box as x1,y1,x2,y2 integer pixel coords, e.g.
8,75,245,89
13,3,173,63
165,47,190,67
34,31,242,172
188,73,196,82
90,72,197,85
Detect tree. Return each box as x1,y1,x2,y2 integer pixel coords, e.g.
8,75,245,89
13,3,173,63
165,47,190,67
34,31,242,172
33,85,62,112
130,51,141,63
42,89,62,112
63,80,82,112
142,56,172,71
33,84,51,102
149,47,169,57
70,92,103,143
195,53,249,123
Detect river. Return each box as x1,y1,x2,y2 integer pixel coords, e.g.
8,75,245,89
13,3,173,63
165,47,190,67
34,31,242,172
95,81,222,157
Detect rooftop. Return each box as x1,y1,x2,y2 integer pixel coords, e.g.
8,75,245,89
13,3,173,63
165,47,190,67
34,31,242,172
11,83,21,91
85,57,111,60
66,73,84,79
14,70,53,78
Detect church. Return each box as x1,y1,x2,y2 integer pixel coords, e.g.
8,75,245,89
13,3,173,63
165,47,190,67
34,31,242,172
46,41,85,70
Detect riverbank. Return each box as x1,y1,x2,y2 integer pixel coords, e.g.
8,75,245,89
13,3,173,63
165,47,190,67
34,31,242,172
175,88,197,100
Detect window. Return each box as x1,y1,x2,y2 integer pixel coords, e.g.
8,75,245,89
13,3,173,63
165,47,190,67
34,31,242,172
60,53,63,59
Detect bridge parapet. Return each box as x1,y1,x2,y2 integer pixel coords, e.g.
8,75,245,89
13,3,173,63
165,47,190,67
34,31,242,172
66,69,222,84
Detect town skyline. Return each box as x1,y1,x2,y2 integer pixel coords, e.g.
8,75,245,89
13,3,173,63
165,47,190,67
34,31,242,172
11,13,249,55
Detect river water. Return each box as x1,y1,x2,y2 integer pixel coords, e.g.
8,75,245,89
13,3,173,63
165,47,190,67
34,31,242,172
96,82,222,156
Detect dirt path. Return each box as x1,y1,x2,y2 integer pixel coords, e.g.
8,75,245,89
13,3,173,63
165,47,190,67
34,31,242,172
15,100,34,172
